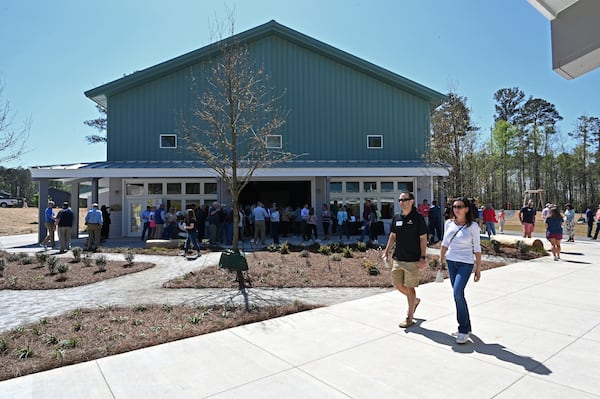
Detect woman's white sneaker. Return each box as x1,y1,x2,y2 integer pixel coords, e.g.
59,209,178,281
456,332,469,344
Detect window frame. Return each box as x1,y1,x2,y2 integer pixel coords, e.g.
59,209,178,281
160,134,177,149
266,135,282,149
367,134,383,149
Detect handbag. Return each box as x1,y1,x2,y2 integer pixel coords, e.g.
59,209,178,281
435,270,444,283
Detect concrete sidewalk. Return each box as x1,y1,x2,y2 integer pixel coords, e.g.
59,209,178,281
0,235,599,398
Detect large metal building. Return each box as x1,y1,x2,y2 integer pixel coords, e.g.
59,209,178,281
31,20,447,239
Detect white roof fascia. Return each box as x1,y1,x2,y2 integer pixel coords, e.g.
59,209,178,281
31,166,449,180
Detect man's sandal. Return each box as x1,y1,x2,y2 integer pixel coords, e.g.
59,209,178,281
399,318,415,328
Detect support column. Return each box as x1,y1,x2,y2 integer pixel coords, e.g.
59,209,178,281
37,179,49,243
70,182,80,239
91,178,99,206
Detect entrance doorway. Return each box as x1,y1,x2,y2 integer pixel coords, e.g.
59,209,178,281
239,181,311,208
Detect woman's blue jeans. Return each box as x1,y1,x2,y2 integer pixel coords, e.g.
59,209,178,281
446,260,474,334
185,231,200,252
485,221,496,236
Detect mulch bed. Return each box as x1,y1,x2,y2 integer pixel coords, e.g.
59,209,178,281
0,251,155,290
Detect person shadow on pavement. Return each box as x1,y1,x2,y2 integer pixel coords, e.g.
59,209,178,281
405,319,552,375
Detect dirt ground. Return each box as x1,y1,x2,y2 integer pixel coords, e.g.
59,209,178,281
0,208,87,236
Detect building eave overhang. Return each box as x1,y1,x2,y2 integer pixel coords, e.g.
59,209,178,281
30,161,449,180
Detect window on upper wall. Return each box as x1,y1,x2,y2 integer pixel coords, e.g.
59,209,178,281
363,182,377,192
398,182,414,193
186,183,200,195
367,135,383,149
148,183,163,195
167,183,181,195
346,182,359,193
329,182,342,193
204,183,217,195
266,135,282,149
160,134,177,149
381,182,394,192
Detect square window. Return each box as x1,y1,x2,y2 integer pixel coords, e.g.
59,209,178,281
126,183,144,196
367,135,383,149
330,182,342,193
363,182,377,192
148,183,163,195
204,183,217,195
186,183,200,195
381,182,394,192
397,182,414,192
266,135,282,149
346,182,359,193
167,183,181,194
160,134,177,148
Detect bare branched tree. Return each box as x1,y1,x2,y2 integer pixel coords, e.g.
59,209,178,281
180,18,299,255
0,79,29,164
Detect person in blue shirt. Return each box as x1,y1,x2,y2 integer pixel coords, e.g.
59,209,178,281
545,206,563,261
40,201,56,249
84,203,104,251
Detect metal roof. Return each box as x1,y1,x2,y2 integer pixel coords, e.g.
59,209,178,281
84,20,446,109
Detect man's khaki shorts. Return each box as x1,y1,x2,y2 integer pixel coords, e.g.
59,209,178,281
391,260,420,288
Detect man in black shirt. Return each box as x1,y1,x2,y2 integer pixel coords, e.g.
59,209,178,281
519,199,536,238
56,201,74,253
382,192,428,328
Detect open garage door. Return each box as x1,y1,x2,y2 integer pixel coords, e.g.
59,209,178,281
239,181,311,208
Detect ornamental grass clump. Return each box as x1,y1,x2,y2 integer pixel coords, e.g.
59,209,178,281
342,246,354,258
35,252,48,266
57,263,69,280
491,239,502,253
71,247,83,262
124,250,135,266
95,255,107,272
82,253,93,267
318,245,331,256
361,259,380,275
279,242,290,254
46,256,59,275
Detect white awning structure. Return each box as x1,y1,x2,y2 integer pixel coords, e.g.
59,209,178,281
529,0,600,79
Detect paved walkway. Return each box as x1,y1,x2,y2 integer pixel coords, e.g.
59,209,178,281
0,233,599,398
0,234,389,332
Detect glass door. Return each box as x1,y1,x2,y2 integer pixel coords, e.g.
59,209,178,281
128,201,143,237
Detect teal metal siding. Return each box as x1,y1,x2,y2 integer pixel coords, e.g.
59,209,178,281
106,32,432,163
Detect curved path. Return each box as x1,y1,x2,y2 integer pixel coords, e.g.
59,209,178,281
0,251,389,332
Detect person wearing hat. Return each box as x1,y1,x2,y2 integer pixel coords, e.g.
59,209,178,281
540,202,552,222
56,201,74,253
84,203,103,251
40,201,56,250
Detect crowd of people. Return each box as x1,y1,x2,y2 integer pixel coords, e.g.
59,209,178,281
138,200,393,250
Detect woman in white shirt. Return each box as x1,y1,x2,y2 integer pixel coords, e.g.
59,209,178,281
438,197,482,344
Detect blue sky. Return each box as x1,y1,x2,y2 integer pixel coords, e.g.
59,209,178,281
2,0,599,168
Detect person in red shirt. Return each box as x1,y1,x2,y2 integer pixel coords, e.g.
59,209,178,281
417,199,431,228
483,204,498,238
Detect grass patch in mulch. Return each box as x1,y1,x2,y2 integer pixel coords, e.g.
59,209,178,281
0,302,317,381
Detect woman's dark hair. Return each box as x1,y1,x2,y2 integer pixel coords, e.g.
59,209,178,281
186,209,195,222
550,207,561,219
451,197,475,226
